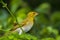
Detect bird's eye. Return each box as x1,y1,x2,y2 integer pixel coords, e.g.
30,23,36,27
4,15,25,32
33,12,35,14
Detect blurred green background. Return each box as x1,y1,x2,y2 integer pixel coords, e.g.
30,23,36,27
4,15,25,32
0,0,60,40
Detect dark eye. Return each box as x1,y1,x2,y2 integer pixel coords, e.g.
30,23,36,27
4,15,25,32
33,12,35,14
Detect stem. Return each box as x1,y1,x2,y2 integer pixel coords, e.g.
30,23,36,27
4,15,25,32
1,0,25,34
6,7,15,18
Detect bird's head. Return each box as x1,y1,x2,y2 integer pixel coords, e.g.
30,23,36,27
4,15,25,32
27,12,38,18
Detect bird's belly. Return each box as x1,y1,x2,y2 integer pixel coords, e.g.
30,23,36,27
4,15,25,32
15,22,33,35
22,22,33,32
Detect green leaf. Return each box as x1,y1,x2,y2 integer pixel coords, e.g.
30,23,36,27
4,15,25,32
0,9,9,29
56,36,60,40
35,3,51,14
15,8,30,23
42,38,55,40
10,0,27,13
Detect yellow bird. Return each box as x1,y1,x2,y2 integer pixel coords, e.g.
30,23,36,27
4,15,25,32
10,12,38,35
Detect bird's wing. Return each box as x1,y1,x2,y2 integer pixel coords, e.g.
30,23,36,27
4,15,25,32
20,19,28,26
10,19,28,31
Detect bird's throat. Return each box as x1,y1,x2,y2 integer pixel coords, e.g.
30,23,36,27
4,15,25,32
28,17,34,22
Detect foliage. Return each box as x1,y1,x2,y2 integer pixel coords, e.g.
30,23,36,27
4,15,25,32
0,0,60,40
0,32,38,40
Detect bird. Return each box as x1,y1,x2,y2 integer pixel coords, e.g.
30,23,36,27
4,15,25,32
10,12,38,35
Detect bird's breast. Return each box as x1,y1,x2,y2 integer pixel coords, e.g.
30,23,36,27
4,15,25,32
22,22,33,32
